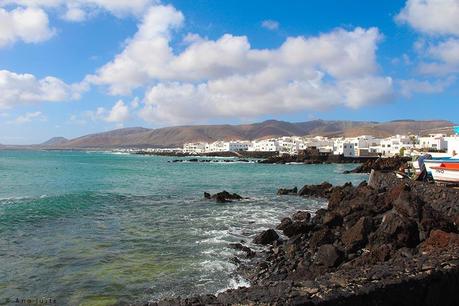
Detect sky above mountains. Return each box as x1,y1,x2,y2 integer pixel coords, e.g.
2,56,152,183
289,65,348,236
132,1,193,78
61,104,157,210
0,0,458,144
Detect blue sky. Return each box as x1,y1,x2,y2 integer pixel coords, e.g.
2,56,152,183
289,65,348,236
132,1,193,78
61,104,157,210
0,0,458,144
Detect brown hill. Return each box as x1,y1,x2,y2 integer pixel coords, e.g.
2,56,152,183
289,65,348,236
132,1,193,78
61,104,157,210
45,119,455,149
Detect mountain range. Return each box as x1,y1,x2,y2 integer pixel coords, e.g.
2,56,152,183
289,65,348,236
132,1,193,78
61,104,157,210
25,119,455,149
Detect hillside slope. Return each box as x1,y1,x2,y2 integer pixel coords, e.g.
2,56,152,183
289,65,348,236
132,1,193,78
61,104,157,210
45,119,455,149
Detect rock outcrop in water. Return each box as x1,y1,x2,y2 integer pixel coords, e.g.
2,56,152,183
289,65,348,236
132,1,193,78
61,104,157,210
345,156,410,173
204,191,244,203
148,173,459,306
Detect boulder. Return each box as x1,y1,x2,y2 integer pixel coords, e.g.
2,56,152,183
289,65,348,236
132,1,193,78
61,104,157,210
309,228,334,250
282,221,313,238
323,212,343,227
276,217,293,231
419,230,459,254
314,244,344,267
298,182,333,198
292,211,311,222
277,187,298,195
204,190,244,203
342,216,373,252
370,211,419,248
253,229,279,245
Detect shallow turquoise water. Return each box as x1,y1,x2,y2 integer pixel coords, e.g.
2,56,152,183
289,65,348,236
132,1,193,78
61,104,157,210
0,151,367,305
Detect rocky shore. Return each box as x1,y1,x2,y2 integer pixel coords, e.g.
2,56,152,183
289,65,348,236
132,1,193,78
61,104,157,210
145,172,459,306
344,156,410,173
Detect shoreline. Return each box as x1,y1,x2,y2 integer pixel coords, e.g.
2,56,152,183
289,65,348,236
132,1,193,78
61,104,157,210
145,172,459,306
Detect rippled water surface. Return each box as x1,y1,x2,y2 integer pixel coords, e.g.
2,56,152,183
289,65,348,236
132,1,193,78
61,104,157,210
0,151,367,305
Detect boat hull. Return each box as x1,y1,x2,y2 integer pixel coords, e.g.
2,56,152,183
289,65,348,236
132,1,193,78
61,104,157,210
424,159,459,174
431,163,459,184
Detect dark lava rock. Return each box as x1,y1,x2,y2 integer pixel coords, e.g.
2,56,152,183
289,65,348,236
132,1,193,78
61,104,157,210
298,182,333,197
348,156,409,173
277,187,298,195
253,229,279,245
228,243,256,258
292,211,311,222
342,216,373,252
276,217,293,231
314,244,344,267
204,190,243,203
323,211,343,227
282,220,313,238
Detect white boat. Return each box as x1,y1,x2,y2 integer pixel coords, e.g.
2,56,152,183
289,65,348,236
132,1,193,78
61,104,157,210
431,163,459,184
424,158,459,174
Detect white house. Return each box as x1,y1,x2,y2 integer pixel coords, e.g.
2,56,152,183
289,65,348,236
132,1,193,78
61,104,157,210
418,134,448,151
248,139,280,152
183,142,207,154
333,139,356,157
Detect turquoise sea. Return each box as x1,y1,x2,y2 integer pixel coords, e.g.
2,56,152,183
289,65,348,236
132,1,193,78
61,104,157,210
0,151,367,305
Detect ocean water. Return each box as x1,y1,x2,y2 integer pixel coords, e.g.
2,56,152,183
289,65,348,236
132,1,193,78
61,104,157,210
0,151,367,305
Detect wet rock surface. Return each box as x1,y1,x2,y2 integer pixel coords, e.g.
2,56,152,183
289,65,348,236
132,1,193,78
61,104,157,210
146,172,459,306
204,191,244,203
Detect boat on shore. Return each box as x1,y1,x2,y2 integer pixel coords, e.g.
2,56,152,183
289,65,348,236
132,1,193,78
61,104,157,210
431,163,459,184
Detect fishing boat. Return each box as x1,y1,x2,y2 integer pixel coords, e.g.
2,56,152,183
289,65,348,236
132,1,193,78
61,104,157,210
431,163,459,184
424,157,459,174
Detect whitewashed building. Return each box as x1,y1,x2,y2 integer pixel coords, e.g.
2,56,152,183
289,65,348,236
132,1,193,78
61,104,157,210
418,134,448,151
183,142,207,154
248,139,280,152
333,139,356,157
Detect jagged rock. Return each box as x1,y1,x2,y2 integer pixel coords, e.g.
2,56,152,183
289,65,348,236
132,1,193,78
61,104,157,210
228,243,256,258
323,212,343,227
292,211,311,222
253,229,279,245
309,228,334,250
348,156,409,173
314,244,344,267
298,182,333,198
370,211,419,248
277,187,298,195
282,221,313,238
276,217,293,231
342,216,373,252
204,190,243,203
419,230,459,254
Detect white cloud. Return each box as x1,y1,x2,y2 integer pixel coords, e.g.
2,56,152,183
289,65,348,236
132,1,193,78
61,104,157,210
399,77,456,97
0,0,157,18
261,19,279,30
396,0,459,36
87,5,392,124
417,39,459,75
0,70,83,109
9,111,45,124
0,6,54,47
106,100,129,122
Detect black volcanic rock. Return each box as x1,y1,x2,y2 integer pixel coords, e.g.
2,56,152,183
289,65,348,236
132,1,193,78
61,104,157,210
277,187,298,195
204,191,243,203
253,229,279,245
347,156,410,173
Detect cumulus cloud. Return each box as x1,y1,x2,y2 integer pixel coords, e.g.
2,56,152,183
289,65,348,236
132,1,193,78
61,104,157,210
0,0,157,19
396,0,459,36
86,4,392,124
0,6,54,47
0,70,83,109
9,111,46,124
106,100,129,122
399,77,456,97
261,19,279,30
